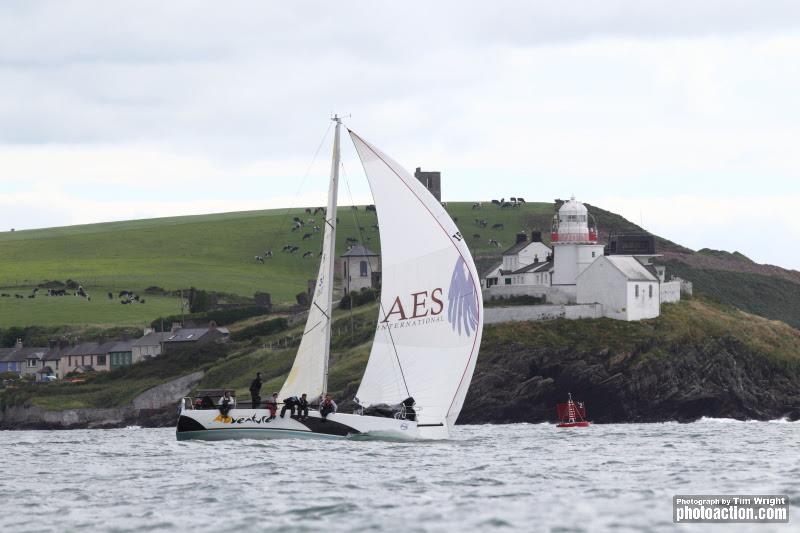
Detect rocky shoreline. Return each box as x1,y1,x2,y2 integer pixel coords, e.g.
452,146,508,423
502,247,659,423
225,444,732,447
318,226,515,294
459,335,800,424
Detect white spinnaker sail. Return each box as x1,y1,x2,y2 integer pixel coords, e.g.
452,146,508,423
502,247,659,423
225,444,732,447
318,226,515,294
350,130,483,430
279,121,341,401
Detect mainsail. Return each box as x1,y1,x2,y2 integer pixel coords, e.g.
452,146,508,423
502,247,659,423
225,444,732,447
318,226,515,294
349,130,484,431
278,119,341,401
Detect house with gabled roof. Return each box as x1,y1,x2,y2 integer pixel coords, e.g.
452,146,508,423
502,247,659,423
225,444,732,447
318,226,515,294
483,232,552,289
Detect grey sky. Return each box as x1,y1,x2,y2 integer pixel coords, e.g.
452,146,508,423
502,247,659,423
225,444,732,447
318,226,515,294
1,1,799,268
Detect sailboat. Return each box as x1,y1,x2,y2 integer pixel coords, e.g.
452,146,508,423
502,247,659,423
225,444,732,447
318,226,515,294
176,116,483,441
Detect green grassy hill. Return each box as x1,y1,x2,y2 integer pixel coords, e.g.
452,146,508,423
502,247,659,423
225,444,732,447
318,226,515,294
1,201,799,328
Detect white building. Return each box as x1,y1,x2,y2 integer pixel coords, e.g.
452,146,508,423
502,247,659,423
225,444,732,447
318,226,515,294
341,244,381,294
131,330,172,362
481,195,684,321
550,197,605,300
484,232,552,289
577,255,660,321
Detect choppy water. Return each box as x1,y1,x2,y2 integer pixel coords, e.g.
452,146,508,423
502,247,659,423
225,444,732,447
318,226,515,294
1,420,797,532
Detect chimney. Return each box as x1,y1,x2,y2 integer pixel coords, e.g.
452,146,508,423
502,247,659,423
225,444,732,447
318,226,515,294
515,232,528,244
15,338,22,349
171,322,182,333
531,230,542,243
143,326,154,336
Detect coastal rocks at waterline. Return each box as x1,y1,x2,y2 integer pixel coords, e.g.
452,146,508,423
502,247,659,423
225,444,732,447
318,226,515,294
0,371,203,430
459,335,800,424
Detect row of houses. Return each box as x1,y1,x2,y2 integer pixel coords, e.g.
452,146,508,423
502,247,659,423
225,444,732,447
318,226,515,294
0,324,228,381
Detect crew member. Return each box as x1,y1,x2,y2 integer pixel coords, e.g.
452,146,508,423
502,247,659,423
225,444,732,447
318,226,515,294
320,394,337,419
249,372,262,408
281,395,299,418
297,393,309,421
218,390,235,416
265,392,278,420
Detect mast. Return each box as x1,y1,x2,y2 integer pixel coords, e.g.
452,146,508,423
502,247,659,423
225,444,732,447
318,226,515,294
321,115,342,395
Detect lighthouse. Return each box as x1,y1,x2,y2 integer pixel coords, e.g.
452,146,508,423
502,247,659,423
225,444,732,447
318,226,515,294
550,197,605,300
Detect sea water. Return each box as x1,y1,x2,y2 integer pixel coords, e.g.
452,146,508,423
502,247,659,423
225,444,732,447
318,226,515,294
0,420,797,532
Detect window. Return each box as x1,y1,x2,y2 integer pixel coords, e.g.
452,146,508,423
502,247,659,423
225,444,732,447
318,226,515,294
505,278,512,285
635,285,639,297
649,285,653,298
97,355,106,366
359,261,368,277
591,251,596,258
27,359,37,368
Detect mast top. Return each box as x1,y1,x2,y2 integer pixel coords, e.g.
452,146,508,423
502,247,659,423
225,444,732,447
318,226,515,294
331,113,349,124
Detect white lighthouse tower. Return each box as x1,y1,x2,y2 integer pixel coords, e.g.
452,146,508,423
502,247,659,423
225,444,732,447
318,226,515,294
551,197,604,301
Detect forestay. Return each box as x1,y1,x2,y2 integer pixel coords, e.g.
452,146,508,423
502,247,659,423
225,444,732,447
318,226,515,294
349,130,483,430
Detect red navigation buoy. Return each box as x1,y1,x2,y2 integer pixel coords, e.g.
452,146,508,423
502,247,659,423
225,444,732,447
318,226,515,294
556,393,591,428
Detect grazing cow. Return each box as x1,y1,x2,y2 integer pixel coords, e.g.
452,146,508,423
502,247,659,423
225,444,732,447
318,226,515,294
472,233,481,240
289,246,299,253
366,205,376,213
282,244,292,252
302,251,313,258
140,298,146,304
264,250,273,258
500,198,505,204
0,293,9,297
313,206,325,215
501,202,513,208
15,294,23,299
313,225,321,232
255,256,264,263
491,199,500,205
305,208,312,214
492,223,504,230
108,292,113,299
517,197,526,203
28,294,35,298
302,233,312,240
479,220,488,228
472,202,482,210
510,197,517,203
488,239,501,247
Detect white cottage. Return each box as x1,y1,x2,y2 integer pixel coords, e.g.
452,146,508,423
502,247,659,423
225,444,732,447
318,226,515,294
577,255,660,321
484,232,552,288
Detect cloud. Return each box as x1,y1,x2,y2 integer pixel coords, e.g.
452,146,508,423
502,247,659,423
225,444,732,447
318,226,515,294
1,2,799,270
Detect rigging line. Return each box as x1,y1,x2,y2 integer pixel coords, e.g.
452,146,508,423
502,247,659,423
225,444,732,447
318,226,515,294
340,159,411,400
263,122,333,256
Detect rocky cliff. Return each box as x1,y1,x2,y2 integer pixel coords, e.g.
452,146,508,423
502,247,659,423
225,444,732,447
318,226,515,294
460,301,800,424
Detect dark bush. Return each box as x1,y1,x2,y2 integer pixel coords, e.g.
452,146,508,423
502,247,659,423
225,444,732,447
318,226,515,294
150,306,272,330
338,288,377,310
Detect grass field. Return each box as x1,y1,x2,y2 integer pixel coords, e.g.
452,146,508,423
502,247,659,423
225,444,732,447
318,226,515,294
0,202,572,326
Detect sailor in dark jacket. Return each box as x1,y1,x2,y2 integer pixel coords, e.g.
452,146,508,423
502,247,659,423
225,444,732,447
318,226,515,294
249,372,262,408
296,393,309,421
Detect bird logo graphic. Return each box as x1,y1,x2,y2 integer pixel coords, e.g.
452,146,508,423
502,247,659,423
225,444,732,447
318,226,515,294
447,256,478,337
